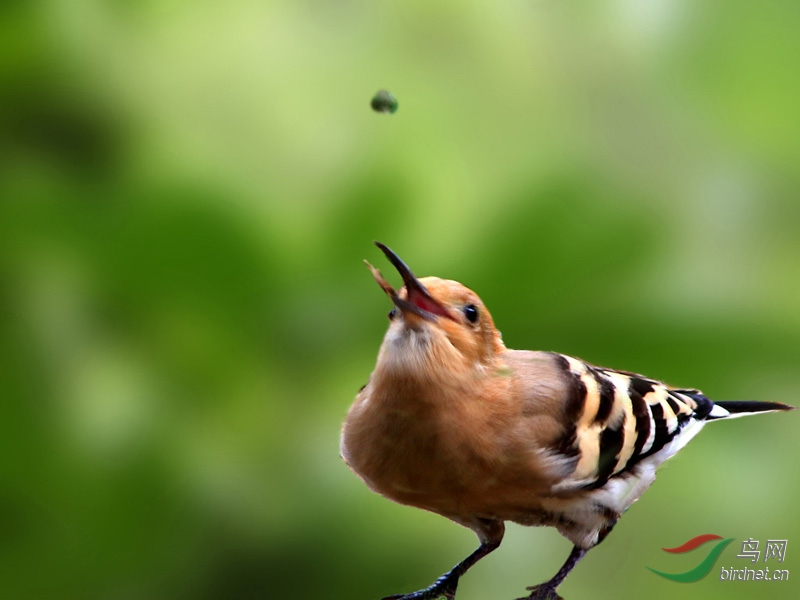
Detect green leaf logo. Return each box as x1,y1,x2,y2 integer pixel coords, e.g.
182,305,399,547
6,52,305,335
647,534,734,583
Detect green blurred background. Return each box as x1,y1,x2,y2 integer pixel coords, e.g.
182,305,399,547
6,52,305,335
1,1,798,599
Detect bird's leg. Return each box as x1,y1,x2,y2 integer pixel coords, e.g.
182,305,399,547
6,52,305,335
520,515,617,600
381,540,499,600
517,545,588,600
382,521,504,600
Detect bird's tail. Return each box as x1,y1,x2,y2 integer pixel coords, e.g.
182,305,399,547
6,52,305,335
707,400,796,420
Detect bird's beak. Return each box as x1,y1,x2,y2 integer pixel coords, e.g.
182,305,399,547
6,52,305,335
365,242,456,322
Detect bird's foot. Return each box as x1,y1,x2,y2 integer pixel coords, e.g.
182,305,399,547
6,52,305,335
381,574,459,600
516,583,563,600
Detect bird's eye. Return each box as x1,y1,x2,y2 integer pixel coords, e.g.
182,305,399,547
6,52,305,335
388,308,397,320
463,304,479,324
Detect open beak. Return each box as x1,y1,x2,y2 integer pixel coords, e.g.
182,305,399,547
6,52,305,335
365,242,456,322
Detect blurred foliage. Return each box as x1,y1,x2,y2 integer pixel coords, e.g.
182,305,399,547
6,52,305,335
1,1,799,599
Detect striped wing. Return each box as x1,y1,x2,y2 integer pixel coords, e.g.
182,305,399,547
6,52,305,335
550,354,713,492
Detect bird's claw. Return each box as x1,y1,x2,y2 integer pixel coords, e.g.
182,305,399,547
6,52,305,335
381,593,454,600
515,584,563,600
381,590,455,600
381,577,458,600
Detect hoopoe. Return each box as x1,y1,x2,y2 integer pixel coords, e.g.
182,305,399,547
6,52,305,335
341,242,795,600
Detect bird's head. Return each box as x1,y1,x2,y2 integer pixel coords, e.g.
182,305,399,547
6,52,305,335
365,242,505,380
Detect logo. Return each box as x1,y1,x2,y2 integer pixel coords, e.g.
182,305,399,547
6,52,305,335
647,534,733,582
648,535,790,583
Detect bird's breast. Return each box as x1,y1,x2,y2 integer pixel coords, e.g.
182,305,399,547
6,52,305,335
341,375,555,519
343,392,461,497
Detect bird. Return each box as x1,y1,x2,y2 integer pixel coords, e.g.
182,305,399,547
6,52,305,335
340,242,795,600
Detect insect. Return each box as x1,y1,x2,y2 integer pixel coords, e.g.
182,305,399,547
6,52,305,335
371,90,399,114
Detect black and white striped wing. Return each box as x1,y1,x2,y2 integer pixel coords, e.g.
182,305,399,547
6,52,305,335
549,354,713,493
